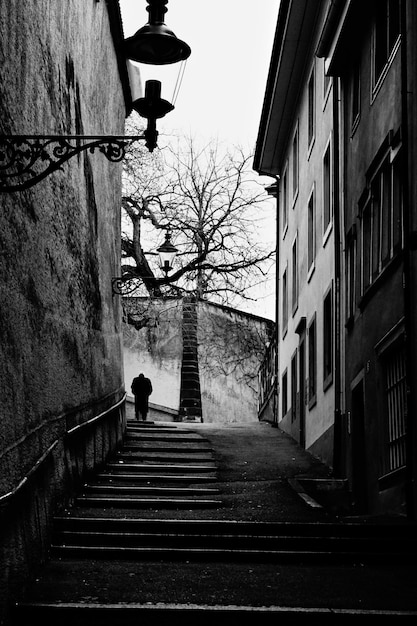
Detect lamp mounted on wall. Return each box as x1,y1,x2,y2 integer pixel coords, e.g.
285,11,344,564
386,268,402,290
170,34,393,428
111,228,178,295
157,230,178,274
0,0,191,193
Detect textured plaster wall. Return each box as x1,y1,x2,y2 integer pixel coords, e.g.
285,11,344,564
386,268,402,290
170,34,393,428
123,300,183,410
198,303,269,424
0,0,126,489
0,1,127,620
122,299,271,424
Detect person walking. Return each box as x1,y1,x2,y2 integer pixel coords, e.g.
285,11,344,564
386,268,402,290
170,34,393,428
131,373,153,421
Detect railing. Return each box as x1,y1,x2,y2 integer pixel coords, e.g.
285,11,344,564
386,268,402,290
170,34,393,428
0,440,59,507
0,392,126,507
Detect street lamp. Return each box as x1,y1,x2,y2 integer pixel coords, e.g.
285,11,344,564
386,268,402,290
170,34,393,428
157,231,178,274
111,230,178,295
0,0,191,193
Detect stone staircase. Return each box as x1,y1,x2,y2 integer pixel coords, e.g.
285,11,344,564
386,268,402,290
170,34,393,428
71,420,220,511
13,420,417,624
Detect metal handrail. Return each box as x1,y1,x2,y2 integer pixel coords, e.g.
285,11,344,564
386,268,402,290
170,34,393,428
0,392,126,506
66,393,126,436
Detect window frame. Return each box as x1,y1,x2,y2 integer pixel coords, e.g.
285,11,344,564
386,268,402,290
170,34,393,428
282,263,288,337
281,164,289,238
323,283,333,391
291,232,299,315
322,137,333,245
372,0,401,97
282,368,288,418
291,349,298,423
292,124,299,204
307,63,316,154
307,184,316,278
359,144,403,300
351,58,361,134
308,314,317,409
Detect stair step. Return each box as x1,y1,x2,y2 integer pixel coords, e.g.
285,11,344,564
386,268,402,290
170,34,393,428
96,473,217,483
17,601,415,626
82,484,220,496
51,528,409,553
126,426,183,434
106,463,217,473
122,442,213,454
49,543,408,564
74,495,222,508
115,453,214,463
52,516,417,540
126,434,207,442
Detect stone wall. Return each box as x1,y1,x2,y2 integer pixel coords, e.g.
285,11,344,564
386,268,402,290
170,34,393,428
0,1,129,621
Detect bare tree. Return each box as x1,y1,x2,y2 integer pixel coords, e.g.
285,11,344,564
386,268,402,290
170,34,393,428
120,119,275,310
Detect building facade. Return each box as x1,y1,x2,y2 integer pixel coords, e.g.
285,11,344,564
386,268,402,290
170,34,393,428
255,0,417,518
255,0,339,468
320,0,417,516
0,1,135,621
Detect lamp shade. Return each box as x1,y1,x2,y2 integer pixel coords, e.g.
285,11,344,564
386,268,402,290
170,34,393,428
125,1,191,65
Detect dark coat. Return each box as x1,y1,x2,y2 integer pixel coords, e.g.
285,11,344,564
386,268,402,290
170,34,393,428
131,375,153,407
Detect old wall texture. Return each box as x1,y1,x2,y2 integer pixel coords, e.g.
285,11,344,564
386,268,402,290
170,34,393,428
122,298,273,424
123,298,183,411
0,1,129,621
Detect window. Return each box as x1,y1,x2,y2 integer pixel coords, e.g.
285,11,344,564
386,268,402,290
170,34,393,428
291,350,297,422
351,60,361,130
282,369,288,417
308,65,315,149
373,0,401,88
292,235,298,314
346,229,357,322
360,151,403,295
308,315,317,407
323,286,333,390
282,266,288,335
282,167,288,234
292,127,299,200
308,186,316,272
381,342,407,475
323,58,331,100
323,141,332,237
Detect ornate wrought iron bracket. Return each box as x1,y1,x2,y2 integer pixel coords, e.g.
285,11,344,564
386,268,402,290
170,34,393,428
111,275,141,296
0,133,152,192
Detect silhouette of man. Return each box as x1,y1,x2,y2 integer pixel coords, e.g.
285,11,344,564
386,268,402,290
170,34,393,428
131,373,153,421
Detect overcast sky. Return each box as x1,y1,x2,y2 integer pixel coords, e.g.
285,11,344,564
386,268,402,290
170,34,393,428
118,0,279,319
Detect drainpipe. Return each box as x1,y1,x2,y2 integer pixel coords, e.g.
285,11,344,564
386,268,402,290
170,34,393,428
272,178,280,426
401,0,417,521
272,177,280,426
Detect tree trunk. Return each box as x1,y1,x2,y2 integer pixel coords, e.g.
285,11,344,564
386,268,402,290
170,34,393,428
179,297,203,422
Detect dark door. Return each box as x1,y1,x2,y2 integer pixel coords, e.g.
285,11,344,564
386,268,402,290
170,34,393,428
299,339,306,448
351,379,368,513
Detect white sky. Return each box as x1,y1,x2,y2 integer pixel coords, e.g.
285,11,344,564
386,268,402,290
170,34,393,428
118,0,279,319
